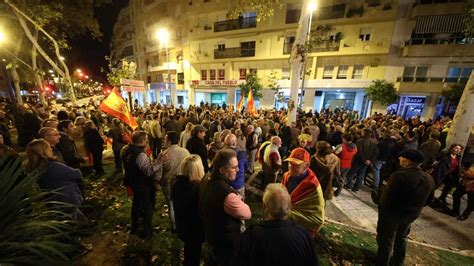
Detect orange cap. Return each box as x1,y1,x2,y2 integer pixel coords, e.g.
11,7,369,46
285,148,310,164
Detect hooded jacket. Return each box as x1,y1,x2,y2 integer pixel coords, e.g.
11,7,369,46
310,154,340,200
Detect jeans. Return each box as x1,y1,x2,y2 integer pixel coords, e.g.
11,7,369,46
131,186,155,239
346,162,369,190
453,184,474,217
151,137,162,159
376,212,415,266
372,160,385,188
247,149,257,173
113,149,122,170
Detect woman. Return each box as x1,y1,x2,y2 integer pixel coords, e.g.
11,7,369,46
107,118,130,171
433,143,463,206
451,160,474,219
179,122,193,148
84,120,105,175
310,141,340,200
24,139,84,215
171,155,205,266
297,133,313,154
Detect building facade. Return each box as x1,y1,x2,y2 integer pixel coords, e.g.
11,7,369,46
111,0,473,119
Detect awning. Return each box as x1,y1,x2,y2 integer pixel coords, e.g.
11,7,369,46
414,13,471,34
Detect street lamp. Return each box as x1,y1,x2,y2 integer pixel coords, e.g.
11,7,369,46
155,28,173,105
0,31,5,43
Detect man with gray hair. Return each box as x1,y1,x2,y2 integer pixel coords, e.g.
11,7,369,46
236,183,318,265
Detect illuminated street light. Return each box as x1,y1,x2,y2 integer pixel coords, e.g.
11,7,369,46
155,28,169,44
48,69,54,73
0,31,5,43
308,1,317,13
76,69,82,73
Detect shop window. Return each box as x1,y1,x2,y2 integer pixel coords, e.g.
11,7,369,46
218,69,225,80
239,69,247,80
352,64,364,79
177,96,184,105
323,65,334,79
201,70,207,80
446,67,472,83
337,65,349,79
282,67,291,79
359,28,372,42
210,69,216,80
177,73,185,84
249,68,257,75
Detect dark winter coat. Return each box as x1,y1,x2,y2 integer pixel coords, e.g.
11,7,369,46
432,152,462,187
186,136,209,172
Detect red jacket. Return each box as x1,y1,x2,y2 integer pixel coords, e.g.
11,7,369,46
339,143,357,169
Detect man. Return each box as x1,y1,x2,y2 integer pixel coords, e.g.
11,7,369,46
278,121,292,157
38,127,65,162
282,148,325,236
57,120,84,169
158,131,190,230
165,115,182,135
148,115,163,159
376,149,434,266
199,149,251,265
186,125,209,172
346,128,379,192
262,136,282,188
418,130,441,166
122,131,161,239
246,125,259,174
237,183,318,266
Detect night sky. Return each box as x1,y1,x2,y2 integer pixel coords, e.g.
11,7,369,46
66,0,129,82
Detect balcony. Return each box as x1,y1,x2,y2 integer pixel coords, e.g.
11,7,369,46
214,47,255,59
411,1,466,18
283,41,340,54
396,76,446,93
214,17,257,32
402,37,474,57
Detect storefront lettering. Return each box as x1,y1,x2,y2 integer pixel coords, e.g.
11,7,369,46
191,80,239,86
405,97,425,104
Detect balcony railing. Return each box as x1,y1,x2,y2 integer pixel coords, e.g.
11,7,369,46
214,17,257,32
414,0,465,6
396,76,468,83
405,37,473,46
283,41,340,54
214,47,255,59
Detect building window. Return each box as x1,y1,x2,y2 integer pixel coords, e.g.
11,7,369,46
285,4,301,24
218,69,225,80
283,36,295,54
201,70,207,80
177,73,185,84
323,65,334,79
282,67,291,79
147,76,151,83
217,43,225,51
157,74,164,82
210,69,216,80
337,65,349,79
403,66,429,82
249,68,257,75
352,64,364,79
446,67,472,83
239,69,247,80
359,28,372,42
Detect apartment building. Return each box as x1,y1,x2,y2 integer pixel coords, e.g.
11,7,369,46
112,0,472,119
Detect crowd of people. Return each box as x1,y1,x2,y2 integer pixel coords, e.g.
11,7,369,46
0,96,473,265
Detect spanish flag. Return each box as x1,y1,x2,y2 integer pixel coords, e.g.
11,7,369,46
99,87,138,130
236,93,245,112
246,88,258,116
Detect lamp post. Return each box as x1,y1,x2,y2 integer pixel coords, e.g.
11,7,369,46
156,28,173,106
299,1,317,109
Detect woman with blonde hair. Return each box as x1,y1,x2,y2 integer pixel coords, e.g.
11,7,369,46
171,155,205,266
298,133,313,153
179,122,194,148
24,139,84,212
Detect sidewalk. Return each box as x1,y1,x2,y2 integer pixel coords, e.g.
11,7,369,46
328,185,474,254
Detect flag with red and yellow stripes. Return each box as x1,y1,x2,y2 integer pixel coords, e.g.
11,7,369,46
99,87,138,130
246,88,258,116
236,93,245,112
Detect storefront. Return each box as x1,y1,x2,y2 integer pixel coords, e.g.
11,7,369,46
191,80,246,108
313,89,368,115
148,82,189,107
396,96,426,119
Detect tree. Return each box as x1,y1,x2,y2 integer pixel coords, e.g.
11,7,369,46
364,79,400,106
229,0,285,21
442,83,464,104
239,73,263,99
446,72,474,152
268,70,282,102
104,57,137,88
